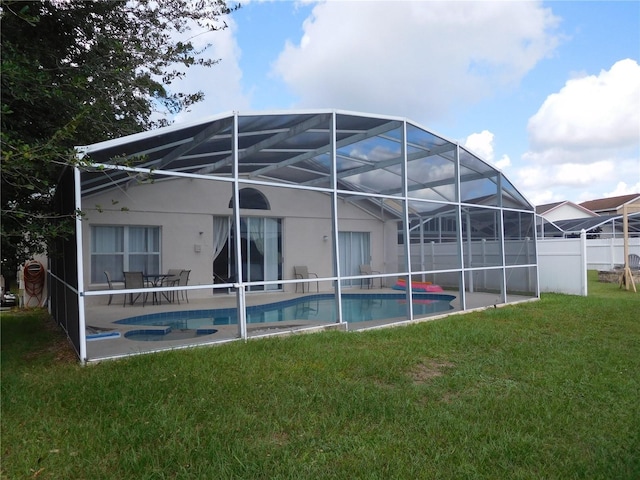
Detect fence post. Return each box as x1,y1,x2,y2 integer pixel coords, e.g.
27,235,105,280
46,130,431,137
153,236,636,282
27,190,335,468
580,229,588,296
526,237,531,292
609,237,615,270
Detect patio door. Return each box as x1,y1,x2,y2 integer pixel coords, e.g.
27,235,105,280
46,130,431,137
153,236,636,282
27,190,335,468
339,231,370,287
213,216,282,292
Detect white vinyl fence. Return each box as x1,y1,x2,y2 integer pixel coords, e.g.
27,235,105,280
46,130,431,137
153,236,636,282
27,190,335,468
537,234,640,296
399,234,639,297
537,236,587,296
398,239,537,293
584,237,640,270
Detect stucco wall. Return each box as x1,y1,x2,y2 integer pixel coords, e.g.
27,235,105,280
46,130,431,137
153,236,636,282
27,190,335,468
81,178,393,301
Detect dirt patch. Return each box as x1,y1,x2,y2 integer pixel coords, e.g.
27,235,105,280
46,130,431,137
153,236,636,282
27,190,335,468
270,431,290,447
22,315,78,364
409,359,454,385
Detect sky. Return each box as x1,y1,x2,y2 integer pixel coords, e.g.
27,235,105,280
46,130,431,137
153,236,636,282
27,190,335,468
169,0,640,207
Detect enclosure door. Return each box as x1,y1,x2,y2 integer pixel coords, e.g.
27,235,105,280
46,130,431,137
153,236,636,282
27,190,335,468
339,231,371,287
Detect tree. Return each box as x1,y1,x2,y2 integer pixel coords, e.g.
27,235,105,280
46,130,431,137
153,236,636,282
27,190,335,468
0,0,239,287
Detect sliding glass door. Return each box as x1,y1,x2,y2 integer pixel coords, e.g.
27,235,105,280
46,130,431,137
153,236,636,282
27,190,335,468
242,217,281,291
339,231,370,287
214,216,282,291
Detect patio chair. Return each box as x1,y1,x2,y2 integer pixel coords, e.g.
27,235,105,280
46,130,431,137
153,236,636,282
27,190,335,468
175,269,191,304
359,264,381,289
294,266,318,293
123,271,147,307
163,269,182,303
629,254,640,270
104,271,115,305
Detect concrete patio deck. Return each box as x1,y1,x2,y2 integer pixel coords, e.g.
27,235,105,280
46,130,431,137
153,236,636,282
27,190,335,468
84,288,536,362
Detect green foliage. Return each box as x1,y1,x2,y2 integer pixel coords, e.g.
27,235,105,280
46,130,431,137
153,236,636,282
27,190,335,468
0,0,239,281
1,278,639,479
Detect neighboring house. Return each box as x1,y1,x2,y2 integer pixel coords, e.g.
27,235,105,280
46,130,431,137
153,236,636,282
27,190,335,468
580,193,640,216
536,201,598,223
537,194,640,239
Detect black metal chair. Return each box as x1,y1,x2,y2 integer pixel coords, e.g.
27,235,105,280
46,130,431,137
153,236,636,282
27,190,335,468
104,271,115,305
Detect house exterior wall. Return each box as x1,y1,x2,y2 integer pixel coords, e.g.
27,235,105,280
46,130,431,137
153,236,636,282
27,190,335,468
81,177,390,303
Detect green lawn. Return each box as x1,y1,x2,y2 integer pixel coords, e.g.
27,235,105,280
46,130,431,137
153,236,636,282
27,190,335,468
2,271,639,479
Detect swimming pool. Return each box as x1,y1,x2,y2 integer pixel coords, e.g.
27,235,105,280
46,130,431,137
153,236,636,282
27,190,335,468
116,293,455,340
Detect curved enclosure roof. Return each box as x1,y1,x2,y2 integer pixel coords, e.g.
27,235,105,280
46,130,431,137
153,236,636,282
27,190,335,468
540,212,640,237
77,109,534,216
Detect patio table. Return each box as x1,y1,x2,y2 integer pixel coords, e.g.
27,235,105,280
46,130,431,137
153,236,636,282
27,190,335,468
143,274,172,305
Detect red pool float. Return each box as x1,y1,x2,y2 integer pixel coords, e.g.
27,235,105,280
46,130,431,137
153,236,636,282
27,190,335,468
393,278,444,293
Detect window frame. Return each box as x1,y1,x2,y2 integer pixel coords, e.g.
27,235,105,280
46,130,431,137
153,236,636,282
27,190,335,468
90,225,161,283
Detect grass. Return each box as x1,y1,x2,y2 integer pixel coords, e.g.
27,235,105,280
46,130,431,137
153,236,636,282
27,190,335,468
2,271,639,479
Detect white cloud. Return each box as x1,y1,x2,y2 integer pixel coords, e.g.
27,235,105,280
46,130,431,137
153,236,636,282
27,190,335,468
514,157,639,204
465,131,494,160
464,130,512,170
605,181,640,198
528,189,560,206
272,1,560,122
494,155,512,171
520,59,640,204
171,16,252,123
527,58,640,155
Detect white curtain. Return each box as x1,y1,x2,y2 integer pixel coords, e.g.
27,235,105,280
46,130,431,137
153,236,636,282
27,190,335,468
91,226,124,282
92,226,123,253
248,217,264,255
128,226,160,274
263,218,279,290
339,231,370,286
91,226,160,282
212,216,229,261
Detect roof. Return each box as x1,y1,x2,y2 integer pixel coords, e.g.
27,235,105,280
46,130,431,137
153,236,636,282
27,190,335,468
579,193,640,213
536,200,598,217
75,109,534,217
536,201,565,214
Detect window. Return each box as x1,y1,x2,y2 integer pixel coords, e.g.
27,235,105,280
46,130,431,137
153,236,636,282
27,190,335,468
91,226,160,283
228,188,270,210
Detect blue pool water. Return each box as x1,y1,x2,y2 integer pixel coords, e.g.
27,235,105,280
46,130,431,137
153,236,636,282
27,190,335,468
117,293,455,340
